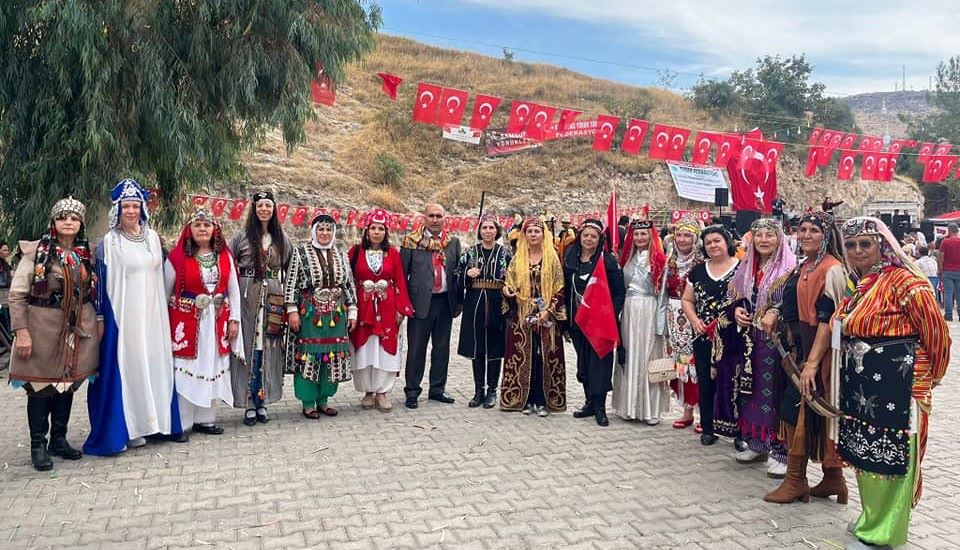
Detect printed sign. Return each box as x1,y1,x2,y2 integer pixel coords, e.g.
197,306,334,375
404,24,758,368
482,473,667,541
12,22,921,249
667,161,729,204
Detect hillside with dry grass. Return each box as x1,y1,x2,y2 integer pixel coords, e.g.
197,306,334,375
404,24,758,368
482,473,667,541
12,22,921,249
221,34,922,227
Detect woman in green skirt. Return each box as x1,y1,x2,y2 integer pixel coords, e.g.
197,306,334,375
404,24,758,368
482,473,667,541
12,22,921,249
284,213,357,418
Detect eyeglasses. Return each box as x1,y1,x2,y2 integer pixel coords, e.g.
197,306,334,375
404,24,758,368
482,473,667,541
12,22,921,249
843,239,877,251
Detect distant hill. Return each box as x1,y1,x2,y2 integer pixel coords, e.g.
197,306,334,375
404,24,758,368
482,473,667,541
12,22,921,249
842,91,936,137
216,35,922,232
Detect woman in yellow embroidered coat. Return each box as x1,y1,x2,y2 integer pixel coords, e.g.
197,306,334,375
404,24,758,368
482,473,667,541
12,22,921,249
500,217,566,415
835,217,950,550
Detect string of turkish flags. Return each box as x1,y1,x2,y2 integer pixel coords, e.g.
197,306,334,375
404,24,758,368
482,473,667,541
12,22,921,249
190,195,654,233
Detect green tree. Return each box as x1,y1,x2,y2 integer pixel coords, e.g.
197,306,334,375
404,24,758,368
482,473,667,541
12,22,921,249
0,0,381,240
905,56,960,216
691,55,857,140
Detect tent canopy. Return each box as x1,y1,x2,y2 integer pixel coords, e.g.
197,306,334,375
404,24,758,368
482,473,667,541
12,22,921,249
928,211,960,222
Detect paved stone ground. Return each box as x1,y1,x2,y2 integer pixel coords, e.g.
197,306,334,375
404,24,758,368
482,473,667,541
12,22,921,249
0,320,958,550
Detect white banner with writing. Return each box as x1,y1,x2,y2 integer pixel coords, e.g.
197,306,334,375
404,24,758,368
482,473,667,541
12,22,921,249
666,161,728,204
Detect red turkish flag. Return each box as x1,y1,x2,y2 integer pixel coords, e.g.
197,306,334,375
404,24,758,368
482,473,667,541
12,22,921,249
933,143,953,156
411,82,442,125
291,206,309,226
917,142,935,164
888,139,912,155
727,141,777,213
924,154,959,183
807,127,824,145
876,153,897,182
837,150,857,180
817,130,844,167
211,198,228,217
592,115,619,152
739,138,783,176
839,132,859,156
859,135,884,152
228,199,248,221
620,119,649,156
648,124,691,161
690,131,717,164
468,94,501,130
558,109,582,132
376,72,403,100
803,127,823,177
191,195,209,207
861,153,880,181
526,104,557,141
714,134,741,168
574,257,620,358
276,204,290,224
506,100,535,134
605,190,619,254
438,87,469,128
310,63,335,106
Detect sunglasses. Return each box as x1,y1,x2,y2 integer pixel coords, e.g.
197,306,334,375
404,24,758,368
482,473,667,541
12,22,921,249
843,239,877,251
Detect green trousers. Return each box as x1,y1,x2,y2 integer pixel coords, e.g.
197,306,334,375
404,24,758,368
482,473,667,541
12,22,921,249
852,434,917,547
294,370,338,409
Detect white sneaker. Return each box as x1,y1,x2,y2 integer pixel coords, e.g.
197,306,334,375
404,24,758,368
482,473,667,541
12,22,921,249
128,437,147,448
735,449,766,463
536,405,549,417
766,457,787,478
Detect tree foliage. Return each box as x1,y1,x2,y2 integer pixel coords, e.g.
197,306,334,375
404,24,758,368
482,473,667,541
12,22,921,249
905,55,960,216
0,0,381,241
691,54,856,139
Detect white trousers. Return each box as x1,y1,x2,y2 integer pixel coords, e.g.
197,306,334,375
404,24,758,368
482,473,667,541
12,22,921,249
178,395,218,427
353,367,397,394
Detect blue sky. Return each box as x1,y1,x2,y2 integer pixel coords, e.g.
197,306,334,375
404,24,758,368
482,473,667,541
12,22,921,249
381,0,960,96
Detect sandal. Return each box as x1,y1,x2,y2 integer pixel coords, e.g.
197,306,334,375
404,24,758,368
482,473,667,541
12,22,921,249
302,409,322,419
319,406,338,417
672,418,694,429
256,407,270,424
243,409,257,426
694,423,703,434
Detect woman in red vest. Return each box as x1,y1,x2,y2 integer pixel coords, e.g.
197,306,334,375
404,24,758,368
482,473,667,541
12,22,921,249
348,208,413,412
164,207,243,435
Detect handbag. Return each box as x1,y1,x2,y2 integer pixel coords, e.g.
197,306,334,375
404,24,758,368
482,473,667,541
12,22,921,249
646,337,678,384
264,292,287,336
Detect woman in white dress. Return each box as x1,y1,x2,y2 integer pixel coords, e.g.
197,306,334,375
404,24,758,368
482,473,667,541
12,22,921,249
612,219,671,424
164,207,242,434
85,179,185,455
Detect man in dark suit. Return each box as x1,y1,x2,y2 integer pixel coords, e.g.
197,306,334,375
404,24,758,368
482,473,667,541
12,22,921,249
400,203,462,408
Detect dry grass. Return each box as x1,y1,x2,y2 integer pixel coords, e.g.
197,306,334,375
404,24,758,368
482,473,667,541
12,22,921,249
365,186,406,211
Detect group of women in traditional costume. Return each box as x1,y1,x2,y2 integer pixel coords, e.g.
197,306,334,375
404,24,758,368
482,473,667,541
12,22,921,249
5,187,950,549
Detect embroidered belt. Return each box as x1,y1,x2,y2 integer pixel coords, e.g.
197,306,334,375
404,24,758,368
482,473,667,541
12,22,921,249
310,287,342,304
173,292,226,311
296,336,349,345
471,279,504,290
28,294,66,308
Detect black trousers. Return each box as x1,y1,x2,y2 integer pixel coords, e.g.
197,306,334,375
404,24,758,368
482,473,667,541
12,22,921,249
693,338,716,435
404,293,453,399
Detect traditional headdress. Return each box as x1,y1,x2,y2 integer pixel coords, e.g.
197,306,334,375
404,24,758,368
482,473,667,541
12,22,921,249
186,206,217,225
796,210,842,271
368,208,390,227
109,178,150,229
840,216,929,284
580,218,604,235
674,212,702,237
732,218,796,308
178,206,226,256
506,216,564,322
619,218,667,286
311,213,337,249
477,212,502,240
251,190,275,204
51,196,86,223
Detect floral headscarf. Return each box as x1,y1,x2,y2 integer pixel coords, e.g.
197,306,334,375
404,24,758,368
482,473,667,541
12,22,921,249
732,217,797,309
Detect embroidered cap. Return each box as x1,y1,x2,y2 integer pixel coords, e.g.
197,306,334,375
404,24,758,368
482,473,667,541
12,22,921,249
841,217,883,238
674,212,702,237
630,219,653,230
51,196,86,223
368,208,389,226
581,218,604,234
252,190,275,204
311,213,336,228
186,206,218,225
109,178,150,228
750,217,781,233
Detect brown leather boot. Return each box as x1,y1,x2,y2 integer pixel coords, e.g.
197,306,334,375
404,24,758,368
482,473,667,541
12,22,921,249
763,453,810,503
809,467,848,504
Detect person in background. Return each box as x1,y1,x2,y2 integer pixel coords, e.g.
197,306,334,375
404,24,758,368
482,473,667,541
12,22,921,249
456,213,511,409
7,198,100,470
0,242,13,369
916,246,940,305
936,223,960,320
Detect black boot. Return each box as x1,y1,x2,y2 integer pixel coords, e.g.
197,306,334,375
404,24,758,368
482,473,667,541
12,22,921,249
27,396,54,471
484,359,500,409
573,385,593,418
468,358,485,408
47,392,82,460
593,393,609,427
